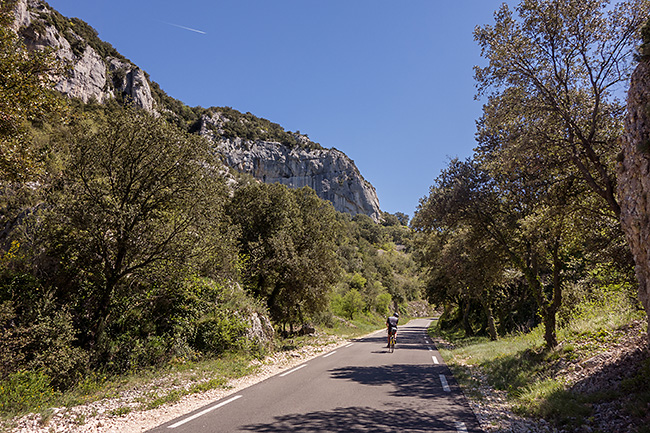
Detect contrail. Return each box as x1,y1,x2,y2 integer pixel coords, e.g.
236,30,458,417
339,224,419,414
160,21,207,35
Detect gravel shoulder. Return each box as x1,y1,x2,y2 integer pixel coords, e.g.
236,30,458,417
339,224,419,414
9,336,351,433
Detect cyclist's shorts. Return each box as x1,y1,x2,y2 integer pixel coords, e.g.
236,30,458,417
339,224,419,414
389,326,397,335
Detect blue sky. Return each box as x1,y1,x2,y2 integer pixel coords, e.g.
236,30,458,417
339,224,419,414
46,0,511,218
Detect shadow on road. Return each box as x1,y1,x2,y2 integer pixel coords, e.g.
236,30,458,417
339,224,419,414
330,364,454,400
240,406,478,432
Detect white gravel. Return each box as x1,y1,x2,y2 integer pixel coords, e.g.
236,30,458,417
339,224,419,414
7,337,349,433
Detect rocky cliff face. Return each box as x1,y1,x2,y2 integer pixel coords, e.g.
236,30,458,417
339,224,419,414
11,0,382,221
216,138,381,221
12,0,154,109
200,114,381,221
618,57,650,340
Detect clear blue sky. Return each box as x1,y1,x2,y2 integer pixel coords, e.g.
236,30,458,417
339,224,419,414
46,0,512,218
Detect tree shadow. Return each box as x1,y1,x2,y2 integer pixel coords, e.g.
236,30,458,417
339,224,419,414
241,405,480,432
330,364,456,400
557,339,650,431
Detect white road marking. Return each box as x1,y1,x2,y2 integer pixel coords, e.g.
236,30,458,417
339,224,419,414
432,355,439,364
344,343,354,348
428,347,433,351
455,421,468,432
167,395,242,428
323,351,337,358
280,364,307,377
440,374,451,392
425,339,430,344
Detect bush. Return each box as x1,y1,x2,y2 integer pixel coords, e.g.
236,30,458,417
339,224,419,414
375,293,392,316
194,310,248,354
0,370,56,416
341,290,364,320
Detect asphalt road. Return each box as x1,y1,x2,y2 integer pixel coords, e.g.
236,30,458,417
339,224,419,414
146,318,483,433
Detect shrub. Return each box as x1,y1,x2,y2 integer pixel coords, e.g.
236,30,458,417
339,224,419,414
194,310,248,354
341,289,364,320
0,370,56,416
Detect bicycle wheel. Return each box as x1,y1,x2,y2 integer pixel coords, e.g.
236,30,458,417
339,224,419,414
389,335,395,353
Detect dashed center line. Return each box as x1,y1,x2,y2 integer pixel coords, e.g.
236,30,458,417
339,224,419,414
323,351,337,358
167,395,242,429
432,355,439,364
455,421,468,432
439,374,451,392
280,364,307,377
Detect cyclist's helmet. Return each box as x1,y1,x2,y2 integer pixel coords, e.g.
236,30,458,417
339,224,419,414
395,312,399,318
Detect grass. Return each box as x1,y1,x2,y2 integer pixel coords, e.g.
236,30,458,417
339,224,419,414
429,296,647,431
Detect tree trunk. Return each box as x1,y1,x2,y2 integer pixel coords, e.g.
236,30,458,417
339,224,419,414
483,300,498,341
462,297,474,337
542,243,563,349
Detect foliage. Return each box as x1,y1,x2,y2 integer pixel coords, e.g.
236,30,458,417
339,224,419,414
474,0,650,218
340,289,364,320
0,370,56,416
203,106,322,150
43,105,234,351
228,183,341,328
0,0,66,182
430,292,645,431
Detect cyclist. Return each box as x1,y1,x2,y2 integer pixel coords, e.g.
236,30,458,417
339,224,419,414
386,312,399,348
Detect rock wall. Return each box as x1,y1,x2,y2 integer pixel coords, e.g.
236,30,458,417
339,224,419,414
12,0,154,109
618,57,650,340
214,137,382,221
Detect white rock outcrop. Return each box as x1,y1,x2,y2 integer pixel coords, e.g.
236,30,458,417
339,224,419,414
12,0,154,109
215,138,382,221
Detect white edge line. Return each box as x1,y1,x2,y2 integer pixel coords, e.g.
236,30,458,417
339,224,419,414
455,421,468,432
344,343,354,348
168,395,242,429
323,350,337,358
440,374,451,392
279,364,307,377
432,355,439,364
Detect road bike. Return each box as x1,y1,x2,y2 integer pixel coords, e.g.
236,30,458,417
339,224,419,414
388,328,397,353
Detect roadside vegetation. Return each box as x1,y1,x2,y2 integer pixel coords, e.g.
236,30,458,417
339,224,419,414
429,286,648,431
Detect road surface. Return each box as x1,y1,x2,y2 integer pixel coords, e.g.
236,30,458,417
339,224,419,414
146,318,482,432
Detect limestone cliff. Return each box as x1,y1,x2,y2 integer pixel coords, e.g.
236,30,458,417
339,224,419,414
199,112,381,220
618,56,650,340
10,0,382,221
12,0,154,108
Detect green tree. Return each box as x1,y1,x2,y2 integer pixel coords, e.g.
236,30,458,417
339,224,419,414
341,289,364,320
474,0,650,218
228,183,342,329
48,105,232,350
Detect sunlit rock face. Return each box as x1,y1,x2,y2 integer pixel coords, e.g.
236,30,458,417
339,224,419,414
213,137,382,222
618,57,650,339
13,0,154,110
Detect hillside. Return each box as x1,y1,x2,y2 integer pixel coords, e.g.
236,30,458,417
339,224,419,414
11,0,381,221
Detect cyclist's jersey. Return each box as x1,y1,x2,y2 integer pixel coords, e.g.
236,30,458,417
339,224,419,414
386,315,398,330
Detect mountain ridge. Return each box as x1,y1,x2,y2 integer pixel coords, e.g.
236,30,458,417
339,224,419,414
11,0,382,221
